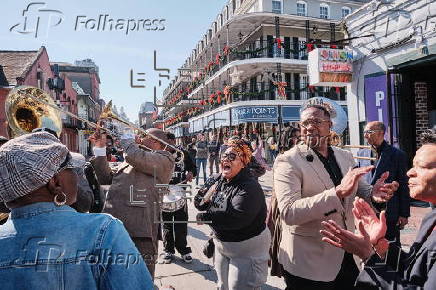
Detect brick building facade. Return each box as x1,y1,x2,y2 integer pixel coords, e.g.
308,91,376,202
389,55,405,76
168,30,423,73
0,47,101,153
0,47,55,137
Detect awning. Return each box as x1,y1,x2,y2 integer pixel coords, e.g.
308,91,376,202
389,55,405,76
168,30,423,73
211,110,231,128
387,42,436,69
281,106,300,122
189,118,204,133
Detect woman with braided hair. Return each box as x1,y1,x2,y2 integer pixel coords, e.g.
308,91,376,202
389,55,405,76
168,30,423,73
195,137,270,290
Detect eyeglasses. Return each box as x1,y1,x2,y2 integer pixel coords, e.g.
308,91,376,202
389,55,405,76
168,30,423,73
221,152,239,161
363,129,383,135
300,118,330,128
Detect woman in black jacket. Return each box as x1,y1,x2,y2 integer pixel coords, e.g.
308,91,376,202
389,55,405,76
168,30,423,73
195,137,271,290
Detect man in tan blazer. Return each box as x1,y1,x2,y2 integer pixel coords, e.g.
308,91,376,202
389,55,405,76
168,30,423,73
273,105,398,289
90,128,175,279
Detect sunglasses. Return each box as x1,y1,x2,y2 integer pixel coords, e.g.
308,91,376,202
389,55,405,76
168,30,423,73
221,152,239,161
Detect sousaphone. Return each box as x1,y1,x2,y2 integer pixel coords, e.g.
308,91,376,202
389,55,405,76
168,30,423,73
5,86,62,138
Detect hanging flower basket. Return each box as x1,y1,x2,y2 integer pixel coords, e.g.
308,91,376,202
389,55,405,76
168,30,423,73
275,38,282,49
223,45,231,56
273,81,287,98
215,53,221,65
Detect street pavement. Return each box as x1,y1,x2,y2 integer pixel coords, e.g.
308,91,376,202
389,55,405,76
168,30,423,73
153,166,431,289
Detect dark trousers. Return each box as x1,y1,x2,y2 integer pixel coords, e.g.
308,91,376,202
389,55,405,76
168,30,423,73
386,219,401,246
283,253,360,290
162,206,191,255
208,154,219,174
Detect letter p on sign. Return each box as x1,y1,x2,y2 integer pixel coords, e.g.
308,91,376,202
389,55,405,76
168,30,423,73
375,91,384,122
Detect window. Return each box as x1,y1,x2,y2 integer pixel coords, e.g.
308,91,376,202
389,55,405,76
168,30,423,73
341,6,351,18
297,1,306,16
37,71,43,89
320,3,329,19
272,0,282,14
300,74,308,99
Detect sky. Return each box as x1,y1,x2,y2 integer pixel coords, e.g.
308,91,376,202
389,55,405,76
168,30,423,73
1,0,227,121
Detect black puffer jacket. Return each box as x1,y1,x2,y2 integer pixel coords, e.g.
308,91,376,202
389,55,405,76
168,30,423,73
195,167,267,242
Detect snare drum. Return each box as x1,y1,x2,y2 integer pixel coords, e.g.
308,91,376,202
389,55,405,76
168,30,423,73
161,185,186,212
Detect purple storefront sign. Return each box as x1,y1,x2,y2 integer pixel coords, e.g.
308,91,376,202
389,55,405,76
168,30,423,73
364,73,391,142
364,74,389,124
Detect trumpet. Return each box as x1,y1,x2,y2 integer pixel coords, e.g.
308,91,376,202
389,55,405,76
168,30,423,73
5,86,184,163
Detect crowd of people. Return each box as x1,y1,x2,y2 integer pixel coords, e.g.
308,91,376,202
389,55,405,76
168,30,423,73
0,103,435,289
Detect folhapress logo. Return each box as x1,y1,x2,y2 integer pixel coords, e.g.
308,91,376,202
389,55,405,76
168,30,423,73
11,2,166,38
10,2,64,38
75,15,166,35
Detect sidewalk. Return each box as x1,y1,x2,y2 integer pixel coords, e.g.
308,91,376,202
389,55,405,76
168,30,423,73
154,168,284,290
153,166,430,289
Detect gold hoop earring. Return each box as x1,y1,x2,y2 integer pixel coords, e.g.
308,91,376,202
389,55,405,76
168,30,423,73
54,192,67,206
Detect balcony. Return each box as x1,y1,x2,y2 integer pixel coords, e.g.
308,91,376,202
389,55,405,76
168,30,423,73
187,40,308,94
164,79,349,128
62,115,78,129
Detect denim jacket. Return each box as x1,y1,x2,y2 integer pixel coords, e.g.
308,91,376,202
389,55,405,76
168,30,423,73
0,202,153,290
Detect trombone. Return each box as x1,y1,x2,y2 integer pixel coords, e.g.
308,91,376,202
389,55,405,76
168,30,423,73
329,134,377,161
5,86,184,163
99,101,185,162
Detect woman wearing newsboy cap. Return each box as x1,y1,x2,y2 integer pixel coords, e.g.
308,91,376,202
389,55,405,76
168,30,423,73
0,132,153,290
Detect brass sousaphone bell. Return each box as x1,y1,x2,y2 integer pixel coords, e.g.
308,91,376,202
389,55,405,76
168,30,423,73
5,86,62,138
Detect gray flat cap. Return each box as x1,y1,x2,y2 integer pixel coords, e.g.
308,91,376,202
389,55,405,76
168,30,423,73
0,132,74,203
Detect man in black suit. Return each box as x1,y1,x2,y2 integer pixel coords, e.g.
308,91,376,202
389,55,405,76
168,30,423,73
364,121,410,245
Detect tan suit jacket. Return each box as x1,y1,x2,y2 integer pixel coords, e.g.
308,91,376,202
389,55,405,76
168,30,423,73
273,144,372,282
92,139,174,240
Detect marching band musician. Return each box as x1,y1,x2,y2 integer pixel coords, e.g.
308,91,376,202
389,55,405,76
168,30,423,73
160,135,197,264
90,127,175,280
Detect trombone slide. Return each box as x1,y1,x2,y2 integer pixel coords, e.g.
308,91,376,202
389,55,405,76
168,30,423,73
354,156,377,161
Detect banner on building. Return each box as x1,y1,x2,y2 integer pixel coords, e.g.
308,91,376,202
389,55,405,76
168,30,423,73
308,48,353,86
231,106,278,124
364,73,389,124
364,73,394,142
